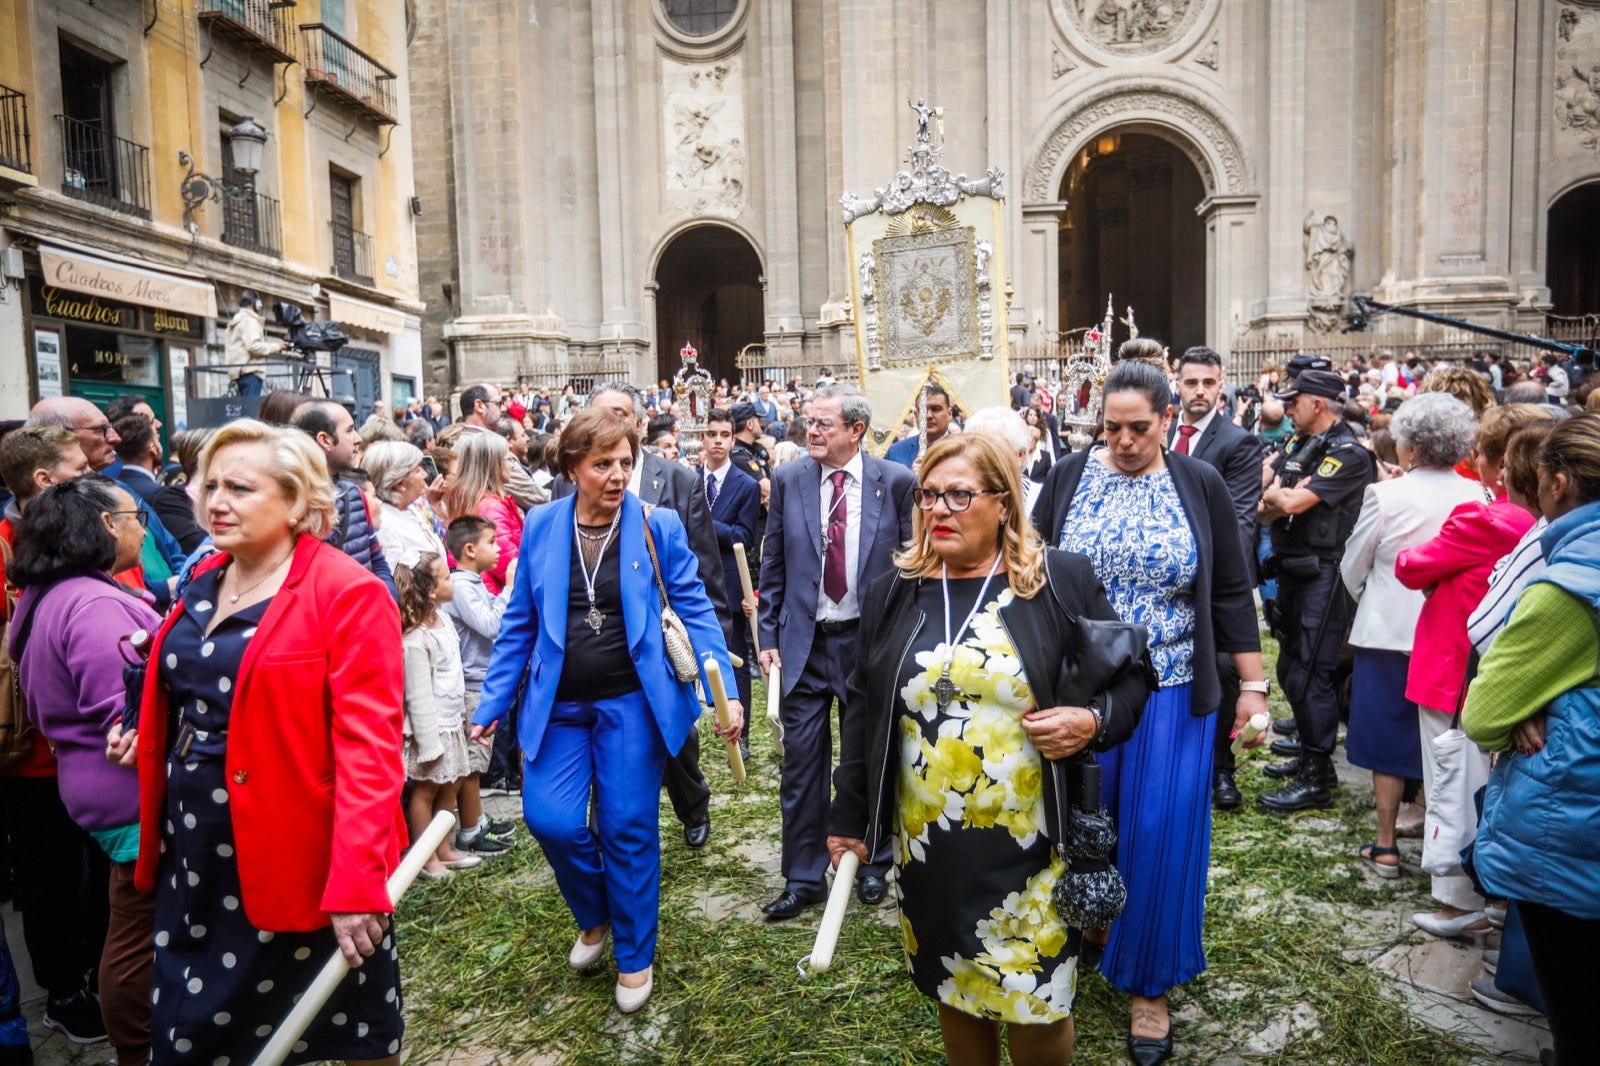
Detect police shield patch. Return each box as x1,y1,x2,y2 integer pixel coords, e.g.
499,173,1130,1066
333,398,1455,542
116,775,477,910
1316,457,1343,478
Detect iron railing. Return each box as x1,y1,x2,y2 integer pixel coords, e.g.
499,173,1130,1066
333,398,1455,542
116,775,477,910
329,219,374,285
300,23,396,124
57,114,151,218
222,170,283,257
0,85,31,174
197,0,297,64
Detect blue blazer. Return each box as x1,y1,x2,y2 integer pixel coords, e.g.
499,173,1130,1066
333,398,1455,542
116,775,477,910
757,453,916,695
883,436,920,470
472,493,734,761
708,464,762,610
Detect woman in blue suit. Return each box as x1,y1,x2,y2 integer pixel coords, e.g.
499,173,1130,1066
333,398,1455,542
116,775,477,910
472,407,742,1014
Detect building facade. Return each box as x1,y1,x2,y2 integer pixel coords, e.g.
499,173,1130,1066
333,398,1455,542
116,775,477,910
0,0,423,427
409,0,1600,394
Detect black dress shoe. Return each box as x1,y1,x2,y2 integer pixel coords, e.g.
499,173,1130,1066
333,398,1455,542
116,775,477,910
1269,735,1302,758
1127,1032,1173,1066
762,888,825,921
1263,755,1302,779
1271,716,1298,737
1213,770,1242,810
683,820,711,849
856,875,888,905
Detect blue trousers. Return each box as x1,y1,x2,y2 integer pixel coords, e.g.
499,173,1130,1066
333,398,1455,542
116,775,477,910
522,689,669,972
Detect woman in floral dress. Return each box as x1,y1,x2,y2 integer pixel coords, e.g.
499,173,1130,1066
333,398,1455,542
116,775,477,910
829,434,1154,1066
1033,359,1267,1065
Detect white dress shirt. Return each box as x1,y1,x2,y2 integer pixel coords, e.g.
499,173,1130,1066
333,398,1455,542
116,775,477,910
702,457,731,505
816,450,864,622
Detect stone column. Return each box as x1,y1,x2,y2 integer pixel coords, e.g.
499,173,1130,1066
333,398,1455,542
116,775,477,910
1200,195,1260,363
761,0,804,362
592,0,640,331
1261,0,1308,329
1019,201,1066,340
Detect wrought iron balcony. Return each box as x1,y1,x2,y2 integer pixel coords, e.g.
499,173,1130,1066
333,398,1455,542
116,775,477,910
197,0,298,66
57,114,151,219
300,23,397,125
0,85,31,175
329,219,374,286
222,171,283,257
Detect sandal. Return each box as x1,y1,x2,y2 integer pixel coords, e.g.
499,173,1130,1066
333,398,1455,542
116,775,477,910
1359,842,1401,879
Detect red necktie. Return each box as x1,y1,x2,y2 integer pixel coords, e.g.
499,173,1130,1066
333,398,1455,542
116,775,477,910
1176,424,1198,455
824,470,848,603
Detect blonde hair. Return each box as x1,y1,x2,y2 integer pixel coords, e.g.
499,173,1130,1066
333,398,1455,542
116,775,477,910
362,441,425,505
446,430,510,519
193,419,336,537
1419,366,1497,417
893,434,1047,599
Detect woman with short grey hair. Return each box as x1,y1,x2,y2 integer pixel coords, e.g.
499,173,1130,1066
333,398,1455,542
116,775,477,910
1390,392,1481,472
1341,391,1482,878
363,441,446,567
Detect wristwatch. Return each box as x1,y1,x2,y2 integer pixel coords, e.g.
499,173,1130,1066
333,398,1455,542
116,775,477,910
1240,680,1271,695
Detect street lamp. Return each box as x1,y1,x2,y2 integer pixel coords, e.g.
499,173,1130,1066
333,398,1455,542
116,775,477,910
179,116,270,232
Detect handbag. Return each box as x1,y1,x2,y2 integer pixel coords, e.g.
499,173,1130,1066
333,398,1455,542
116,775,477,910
640,517,701,683
1421,699,1489,877
0,544,40,769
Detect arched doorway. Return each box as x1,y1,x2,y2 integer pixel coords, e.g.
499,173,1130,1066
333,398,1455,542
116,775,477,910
653,225,764,385
1547,183,1600,315
1058,132,1207,350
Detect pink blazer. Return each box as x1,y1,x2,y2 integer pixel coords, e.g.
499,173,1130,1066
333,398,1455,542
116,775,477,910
1395,493,1535,712
476,492,525,595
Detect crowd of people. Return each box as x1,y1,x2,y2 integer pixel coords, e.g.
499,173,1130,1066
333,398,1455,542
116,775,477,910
0,337,1591,1066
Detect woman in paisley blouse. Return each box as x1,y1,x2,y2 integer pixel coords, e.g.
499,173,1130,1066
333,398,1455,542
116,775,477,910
829,433,1154,1066
1032,359,1266,1066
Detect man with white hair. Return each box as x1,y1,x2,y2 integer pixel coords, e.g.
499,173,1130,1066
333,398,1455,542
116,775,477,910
963,406,1041,517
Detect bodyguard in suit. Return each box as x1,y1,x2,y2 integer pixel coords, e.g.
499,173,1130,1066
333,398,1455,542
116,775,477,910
699,409,762,717
1168,347,1267,809
883,382,955,470
757,384,915,918
552,383,735,849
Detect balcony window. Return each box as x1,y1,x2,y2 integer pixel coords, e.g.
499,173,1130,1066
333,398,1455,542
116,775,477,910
329,170,373,285
196,0,297,66
0,84,31,175
300,23,396,125
57,41,150,218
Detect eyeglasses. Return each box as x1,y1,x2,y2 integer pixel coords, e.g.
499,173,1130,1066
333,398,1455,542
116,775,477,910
108,508,149,527
912,487,1004,512
84,423,114,438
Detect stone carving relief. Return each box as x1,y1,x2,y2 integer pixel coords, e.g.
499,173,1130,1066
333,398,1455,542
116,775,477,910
1303,211,1353,333
1066,0,1206,55
662,55,747,217
1051,47,1076,78
1024,84,1254,203
1195,39,1218,70
1555,3,1600,155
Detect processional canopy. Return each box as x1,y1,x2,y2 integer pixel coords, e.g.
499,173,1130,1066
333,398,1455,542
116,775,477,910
841,99,1009,454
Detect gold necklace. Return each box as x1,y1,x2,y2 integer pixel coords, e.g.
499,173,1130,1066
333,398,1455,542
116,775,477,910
225,552,292,604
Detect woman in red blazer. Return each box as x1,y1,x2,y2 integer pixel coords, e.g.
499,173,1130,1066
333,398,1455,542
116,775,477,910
119,420,407,1066
1395,403,1546,940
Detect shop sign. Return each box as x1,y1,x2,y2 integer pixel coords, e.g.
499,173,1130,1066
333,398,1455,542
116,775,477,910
142,306,206,339
31,282,138,329
39,247,218,318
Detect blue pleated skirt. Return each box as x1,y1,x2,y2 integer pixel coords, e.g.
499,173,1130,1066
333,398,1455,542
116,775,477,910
1099,681,1213,997
1344,648,1422,778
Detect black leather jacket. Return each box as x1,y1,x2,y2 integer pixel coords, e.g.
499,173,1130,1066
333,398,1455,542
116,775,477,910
828,550,1155,855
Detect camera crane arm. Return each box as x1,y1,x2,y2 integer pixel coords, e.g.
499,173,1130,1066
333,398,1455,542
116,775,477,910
1348,296,1598,368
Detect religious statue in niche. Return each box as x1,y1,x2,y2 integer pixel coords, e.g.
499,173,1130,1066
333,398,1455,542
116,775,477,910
1554,4,1600,154
1072,0,1197,52
1303,211,1354,333
663,57,747,216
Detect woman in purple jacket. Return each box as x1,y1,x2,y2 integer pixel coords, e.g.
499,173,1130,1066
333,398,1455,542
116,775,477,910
8,475,160,1066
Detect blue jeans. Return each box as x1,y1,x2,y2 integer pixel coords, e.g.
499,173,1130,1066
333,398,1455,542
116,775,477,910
522,689,669,972
0,919,24,1048
235,373,264,396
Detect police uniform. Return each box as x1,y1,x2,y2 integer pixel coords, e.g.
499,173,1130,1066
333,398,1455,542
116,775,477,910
1261,385,1374,810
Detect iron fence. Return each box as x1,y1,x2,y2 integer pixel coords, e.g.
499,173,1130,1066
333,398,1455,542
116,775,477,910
222,176,282,258
197,0,297,63
57,114,151,218
0,84,30,174
300,23,396,124
329,219,374,285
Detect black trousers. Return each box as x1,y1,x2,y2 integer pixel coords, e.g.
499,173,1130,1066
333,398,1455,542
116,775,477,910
0,774,106,998
663,734,711,829
1518,898,1600,1064
1275,561,1350,756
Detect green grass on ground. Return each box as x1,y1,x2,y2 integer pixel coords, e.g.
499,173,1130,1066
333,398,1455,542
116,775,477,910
396,661,1480,1065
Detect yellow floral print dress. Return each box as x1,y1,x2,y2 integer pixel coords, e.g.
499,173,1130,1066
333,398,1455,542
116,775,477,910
893,577,1076,1023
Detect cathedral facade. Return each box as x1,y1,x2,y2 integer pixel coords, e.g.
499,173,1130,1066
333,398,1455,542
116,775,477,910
408,0,1600,392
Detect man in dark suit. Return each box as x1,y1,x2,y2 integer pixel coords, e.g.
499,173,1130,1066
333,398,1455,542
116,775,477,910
554,383,735,849
1168,346,1267,810
757,384,915,919
699,407,762,745
883,382,954,469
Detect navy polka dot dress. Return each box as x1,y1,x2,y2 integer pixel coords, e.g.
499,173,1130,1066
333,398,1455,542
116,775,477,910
152,567,403,1065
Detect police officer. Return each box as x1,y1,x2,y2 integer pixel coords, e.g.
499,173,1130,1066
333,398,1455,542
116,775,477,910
1256,369,1375,812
